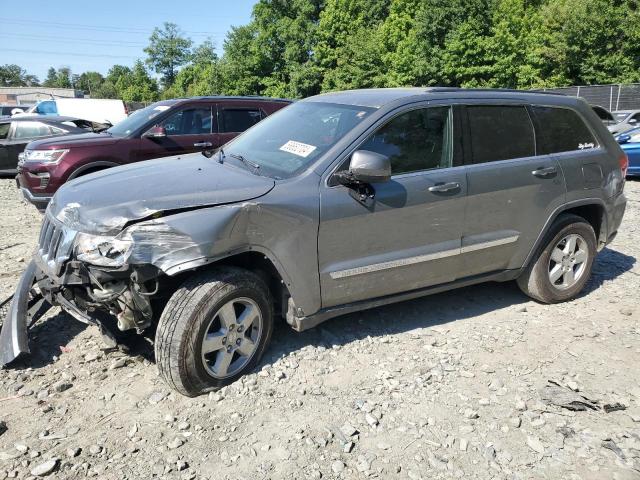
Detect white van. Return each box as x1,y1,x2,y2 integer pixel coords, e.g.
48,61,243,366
19,98,128,126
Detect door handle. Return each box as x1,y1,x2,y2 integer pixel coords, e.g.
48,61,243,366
428,182,460,193
193,142,213,148
532,166,557,178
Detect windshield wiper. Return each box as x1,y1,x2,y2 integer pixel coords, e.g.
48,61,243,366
228,152,261,171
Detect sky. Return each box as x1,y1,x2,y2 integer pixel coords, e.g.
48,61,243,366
1,0,257,82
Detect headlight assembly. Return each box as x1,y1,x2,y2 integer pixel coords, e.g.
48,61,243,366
74,233,132,267
24,149,69,164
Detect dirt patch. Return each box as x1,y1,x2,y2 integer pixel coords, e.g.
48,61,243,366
1,179,639,479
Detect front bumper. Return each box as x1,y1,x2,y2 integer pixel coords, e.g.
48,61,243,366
19,186,52,211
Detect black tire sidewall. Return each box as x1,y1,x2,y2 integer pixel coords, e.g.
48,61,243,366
533,219,597,302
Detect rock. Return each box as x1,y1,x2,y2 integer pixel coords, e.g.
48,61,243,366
14,444,28,453
30,458,59,477
620,308,634,316
53,381,72,393
566,381,579,392
176,460,188,471
343,442,354,453
526,436,545,454
177,422,190,431
460,438,469,451
340,423,358,437
331,460,345,474
483,445,497,462
0,422,6,437
510,417,522,428
66,447,81,458
109,358,127,370
515,399,527,411
365,413,379,427
168,438,184,449
148,391,167,404
463,409,479,419
84,351,100,362
88,445,102,455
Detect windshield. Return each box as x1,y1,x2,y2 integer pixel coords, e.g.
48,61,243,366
224,101,376,178
107,102,175,136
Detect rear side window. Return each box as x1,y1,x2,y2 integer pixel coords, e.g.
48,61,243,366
13,121,52,139
220,109,262,133
0,123,9,139
532,106,597,154
360,106,453,175
467,106,535,163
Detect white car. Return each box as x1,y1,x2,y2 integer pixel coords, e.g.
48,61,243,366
609,109,640,135
16,98,128,126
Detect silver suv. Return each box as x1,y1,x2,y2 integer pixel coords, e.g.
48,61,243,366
1,88,628,396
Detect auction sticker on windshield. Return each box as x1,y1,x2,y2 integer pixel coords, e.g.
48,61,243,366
279,140,317,158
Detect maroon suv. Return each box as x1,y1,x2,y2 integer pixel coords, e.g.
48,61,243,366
17,96,291,210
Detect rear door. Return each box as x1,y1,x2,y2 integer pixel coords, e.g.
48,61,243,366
460,103,566,277
216,103,264,146
0,122,11,170
136,104,219,161
318,103,467,307
3,121,55,170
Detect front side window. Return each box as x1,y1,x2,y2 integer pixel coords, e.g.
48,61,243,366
160,107,212,135
467,105,535,163
360,106,453,175
220,109,262,133
532,106,598,154
13,121,52,139
107,102,176,137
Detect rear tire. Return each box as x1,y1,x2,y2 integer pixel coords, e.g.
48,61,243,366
155,267,273,397
517,214,597,303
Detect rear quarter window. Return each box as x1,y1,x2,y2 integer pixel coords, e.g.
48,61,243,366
532,106,597,154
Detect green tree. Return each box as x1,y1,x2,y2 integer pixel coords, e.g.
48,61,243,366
43,67,73,88
144,22,193,87
0,64,39,87
75,71,105,96
170,40,223,97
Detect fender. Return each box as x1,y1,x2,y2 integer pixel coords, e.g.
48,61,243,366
523,198,608,268
67,160,120,180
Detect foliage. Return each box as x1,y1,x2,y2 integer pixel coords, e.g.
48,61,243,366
144,22,193,87
0,64,39,87
15,1,640,103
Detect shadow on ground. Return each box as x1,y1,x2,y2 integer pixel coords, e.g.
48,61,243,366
3,247,635,375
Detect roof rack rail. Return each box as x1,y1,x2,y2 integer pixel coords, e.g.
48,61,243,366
427,87,566,96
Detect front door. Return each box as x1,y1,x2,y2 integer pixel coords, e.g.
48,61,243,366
460,104,567,277
318,105,467,308
136,105,220,162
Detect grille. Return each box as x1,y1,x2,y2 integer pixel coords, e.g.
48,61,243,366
37,213,76,276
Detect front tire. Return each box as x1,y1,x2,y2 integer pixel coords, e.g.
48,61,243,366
517,214,597,303
155,267,273,397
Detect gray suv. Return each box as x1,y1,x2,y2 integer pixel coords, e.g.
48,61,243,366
1,88,628,397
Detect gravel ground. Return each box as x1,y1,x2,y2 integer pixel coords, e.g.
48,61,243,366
0,178,639,480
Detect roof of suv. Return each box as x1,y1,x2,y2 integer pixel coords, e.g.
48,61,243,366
172,96,292,104
308,87,571,109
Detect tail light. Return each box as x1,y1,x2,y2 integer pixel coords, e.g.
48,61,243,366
620,153,629,178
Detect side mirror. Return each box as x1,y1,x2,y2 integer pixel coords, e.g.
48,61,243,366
617,134,631,145
346,150,391,184
629,119,638,125
142,125,166,139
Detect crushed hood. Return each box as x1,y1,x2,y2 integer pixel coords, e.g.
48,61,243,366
49,153,275,235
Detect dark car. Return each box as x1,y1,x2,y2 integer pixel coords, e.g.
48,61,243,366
16,96,292,210
1,88,627,396
0,116,109,176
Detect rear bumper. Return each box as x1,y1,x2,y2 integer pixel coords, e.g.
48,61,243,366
604,192,627,247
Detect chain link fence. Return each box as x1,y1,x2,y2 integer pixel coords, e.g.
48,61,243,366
536,84,640,111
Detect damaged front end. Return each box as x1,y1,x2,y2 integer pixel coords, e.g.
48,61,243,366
1,210,168,367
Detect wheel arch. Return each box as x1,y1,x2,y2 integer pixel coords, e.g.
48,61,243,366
67,160,120,180
523,199,607,268
168,248,294,319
